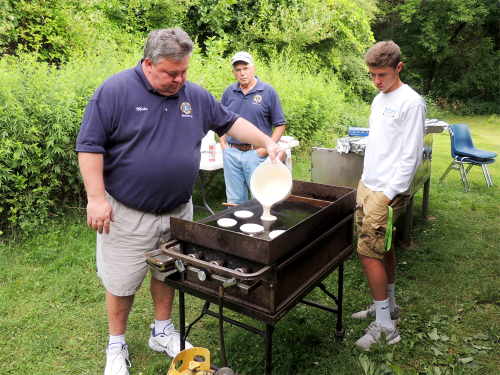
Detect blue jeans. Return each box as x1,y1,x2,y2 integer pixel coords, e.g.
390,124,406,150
222,145,267,204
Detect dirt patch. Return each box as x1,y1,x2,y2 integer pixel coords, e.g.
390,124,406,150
396,238,419,250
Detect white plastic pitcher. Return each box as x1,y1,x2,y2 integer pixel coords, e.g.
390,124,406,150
250,157,293,221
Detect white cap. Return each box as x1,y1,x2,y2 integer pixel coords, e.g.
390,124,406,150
231,51,253,66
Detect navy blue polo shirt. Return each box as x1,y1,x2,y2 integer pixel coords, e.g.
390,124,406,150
221,76,286,145
76,60,239,212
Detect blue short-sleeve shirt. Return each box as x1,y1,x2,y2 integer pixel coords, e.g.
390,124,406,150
76,60,239,212
221,76,285,145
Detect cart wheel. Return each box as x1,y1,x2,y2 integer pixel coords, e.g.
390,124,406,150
334,327,345,340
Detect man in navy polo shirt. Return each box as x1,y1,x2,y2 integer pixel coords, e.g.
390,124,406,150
76,28,284,375
219,51,286,204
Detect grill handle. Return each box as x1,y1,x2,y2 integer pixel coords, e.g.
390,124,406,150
161,244,272,281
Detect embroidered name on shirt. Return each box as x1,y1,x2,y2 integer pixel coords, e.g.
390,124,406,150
383,107,396,118
136,107,148,111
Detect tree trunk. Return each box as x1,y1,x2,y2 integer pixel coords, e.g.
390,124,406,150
391,0,395,40
426,59,437,93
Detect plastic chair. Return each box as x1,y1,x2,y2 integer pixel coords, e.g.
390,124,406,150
439,124,496,191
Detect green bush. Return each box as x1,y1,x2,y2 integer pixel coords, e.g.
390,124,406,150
0,0,141,65
98,0,192,34
0,52,139,231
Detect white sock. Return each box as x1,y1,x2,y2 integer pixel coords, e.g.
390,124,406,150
387,283,396,312
374,298,394,329
108,333,126,346
155,318,172,334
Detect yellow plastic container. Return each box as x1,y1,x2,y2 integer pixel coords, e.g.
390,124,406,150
167,347,214,375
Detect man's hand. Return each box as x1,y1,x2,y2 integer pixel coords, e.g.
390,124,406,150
78,152,113,233
225,118,285,162
257,146,286,162
278,149,286,163
265,143,285,163
385,195,391,205
256,148,267,157
219,134,229,150
87,196,114,234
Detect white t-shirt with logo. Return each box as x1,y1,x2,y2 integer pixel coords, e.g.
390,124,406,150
361,84,426,200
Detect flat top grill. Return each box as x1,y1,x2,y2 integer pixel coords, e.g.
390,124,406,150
144,181,357,374
170,180,354,265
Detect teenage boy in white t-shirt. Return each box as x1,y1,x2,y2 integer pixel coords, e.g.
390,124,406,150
352,41,426,350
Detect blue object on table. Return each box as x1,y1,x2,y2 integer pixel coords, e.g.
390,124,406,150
348,127,370,137
439,124,496,191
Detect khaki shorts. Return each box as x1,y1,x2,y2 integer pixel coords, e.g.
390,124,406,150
96,192,193,296
356,180,410,260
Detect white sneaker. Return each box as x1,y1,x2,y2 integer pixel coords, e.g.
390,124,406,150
104,343,131,375
148,323,193,358
356,321,401,351
351,304,401,324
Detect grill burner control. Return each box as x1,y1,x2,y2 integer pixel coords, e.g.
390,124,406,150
222,278,237,288
198,269,209,281
175,260,186,273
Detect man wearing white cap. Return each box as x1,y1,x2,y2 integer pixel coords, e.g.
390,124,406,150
220,51,287,204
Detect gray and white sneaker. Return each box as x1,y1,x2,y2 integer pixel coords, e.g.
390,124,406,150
148,323,193,358
104,343,131,375
356,321,401,351
351,304,401,324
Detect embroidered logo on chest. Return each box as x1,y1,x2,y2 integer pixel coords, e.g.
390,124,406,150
253,95,262,104
180,102,192,115
382,107,397,118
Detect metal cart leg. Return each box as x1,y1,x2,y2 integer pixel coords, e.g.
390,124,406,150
404,196,414,247
422,177,430,220
179,291,186,351
336,263,345,338
265,324,274,375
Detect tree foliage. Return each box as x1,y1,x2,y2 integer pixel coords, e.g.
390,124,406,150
0,0,139,65
99,0,195,33
183,0,376,97
372,0,500,113
1,0,497,111
0,0,376,96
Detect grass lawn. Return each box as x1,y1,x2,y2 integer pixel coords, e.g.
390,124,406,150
0,115,499,375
